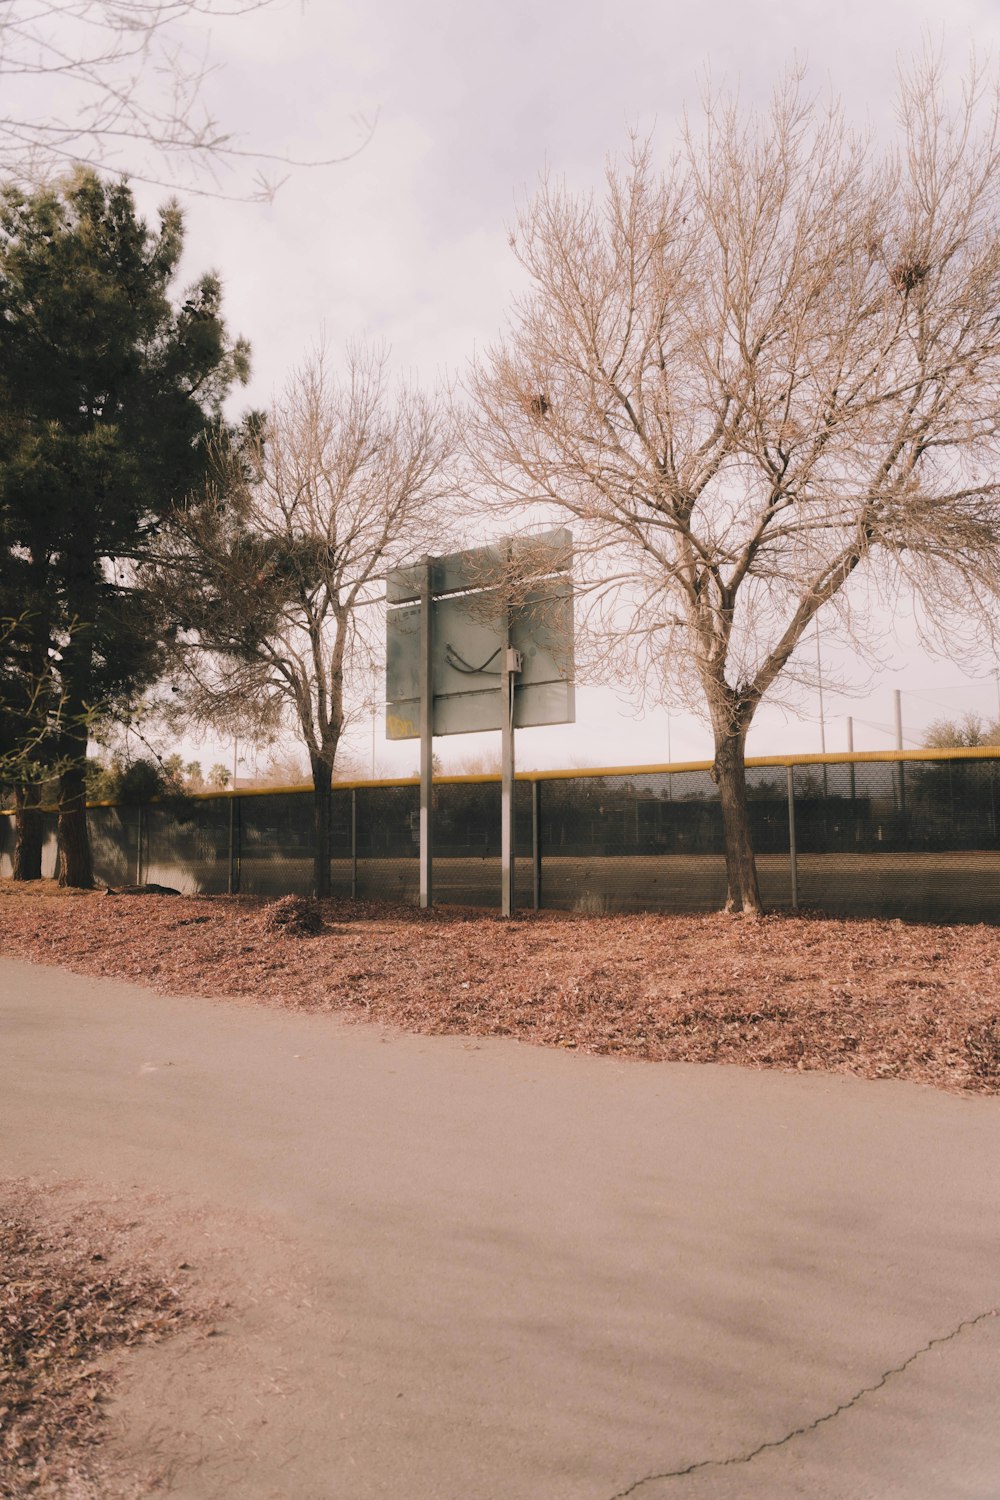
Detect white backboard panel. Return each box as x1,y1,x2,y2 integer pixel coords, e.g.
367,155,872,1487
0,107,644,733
385,577,574,739
386,527,572,605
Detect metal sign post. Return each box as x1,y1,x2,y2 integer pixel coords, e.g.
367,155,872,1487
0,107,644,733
386,529,574,917
500,614,519,917
419,556,433,908
787,765,799,912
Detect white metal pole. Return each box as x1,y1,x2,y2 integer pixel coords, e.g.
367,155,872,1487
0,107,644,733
419,557,434,909
500,624,516,917
815,619,829,800
894,689,906,816
815,619,827,754
787,766,798,911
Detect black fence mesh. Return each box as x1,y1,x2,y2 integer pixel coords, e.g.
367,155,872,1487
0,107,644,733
144,797,234,895
2,752,999,921
784,756,1000,922
238,791,314,898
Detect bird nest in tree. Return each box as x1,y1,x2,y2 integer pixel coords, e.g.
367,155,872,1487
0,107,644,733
891,256,930,295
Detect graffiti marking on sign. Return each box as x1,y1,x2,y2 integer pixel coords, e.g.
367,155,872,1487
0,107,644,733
386,713,416,741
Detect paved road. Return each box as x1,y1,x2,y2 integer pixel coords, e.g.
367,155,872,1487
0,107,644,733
2,956,999,1499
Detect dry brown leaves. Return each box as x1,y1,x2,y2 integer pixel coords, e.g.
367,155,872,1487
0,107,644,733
1,880,999,1094
0,1181,210,1499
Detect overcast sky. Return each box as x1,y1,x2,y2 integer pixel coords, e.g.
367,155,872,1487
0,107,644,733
109,0,1000,772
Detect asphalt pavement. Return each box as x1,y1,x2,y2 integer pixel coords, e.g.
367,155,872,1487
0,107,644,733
2,956,999,1499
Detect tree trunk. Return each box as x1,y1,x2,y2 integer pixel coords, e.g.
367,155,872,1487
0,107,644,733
13,783,44,880
56,732,94,889
311,756,332,899
712,724,763,916
53,604,95,888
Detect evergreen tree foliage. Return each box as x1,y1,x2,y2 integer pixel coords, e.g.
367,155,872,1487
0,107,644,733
0,169,249,884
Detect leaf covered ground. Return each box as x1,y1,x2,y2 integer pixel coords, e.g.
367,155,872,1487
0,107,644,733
0,1181,212,1499
2,880,999,1094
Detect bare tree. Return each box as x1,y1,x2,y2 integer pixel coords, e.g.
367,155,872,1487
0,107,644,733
0,0,369,198
466,60,1000,914
925,712,1000,748
157,345,455,895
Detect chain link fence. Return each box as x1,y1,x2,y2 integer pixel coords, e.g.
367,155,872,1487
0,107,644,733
3,749,999,921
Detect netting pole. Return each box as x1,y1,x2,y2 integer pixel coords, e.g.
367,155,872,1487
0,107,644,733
136,805,144,885
419,556,434,909
500,624,517,918
894,690,906,820
787,765,799,912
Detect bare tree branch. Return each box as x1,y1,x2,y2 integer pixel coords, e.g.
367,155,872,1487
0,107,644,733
152,343,457,892
0,1,373,200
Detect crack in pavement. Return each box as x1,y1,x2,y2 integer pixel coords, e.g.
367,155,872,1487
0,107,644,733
606,1305,999,1499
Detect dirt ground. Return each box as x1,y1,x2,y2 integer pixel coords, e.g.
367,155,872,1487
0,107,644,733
1,879,998,1095
0,1178,218,1500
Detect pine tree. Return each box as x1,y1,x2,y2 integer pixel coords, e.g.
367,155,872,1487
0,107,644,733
0,169,249,884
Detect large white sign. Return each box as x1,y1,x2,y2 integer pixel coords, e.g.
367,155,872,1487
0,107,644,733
385,531,574,739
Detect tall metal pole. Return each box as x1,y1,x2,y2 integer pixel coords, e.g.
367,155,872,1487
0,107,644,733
419,556,434,909
993,672,1000,843
787,765,799,912
815,618,827,804
500,606,517,917
894,689,906,818
815,619,827,754
847,715,856,802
